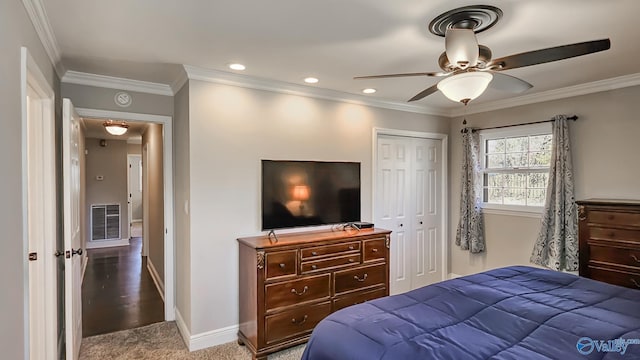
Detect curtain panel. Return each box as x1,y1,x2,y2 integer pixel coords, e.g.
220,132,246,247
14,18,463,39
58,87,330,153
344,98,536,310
456,130,485,253
530,115,579,270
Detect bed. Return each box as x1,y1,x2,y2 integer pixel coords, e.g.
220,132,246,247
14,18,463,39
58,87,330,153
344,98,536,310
301,266,640,359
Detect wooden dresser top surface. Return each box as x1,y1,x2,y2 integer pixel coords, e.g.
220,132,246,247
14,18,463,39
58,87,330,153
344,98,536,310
577,199,640,207
238,228,391,249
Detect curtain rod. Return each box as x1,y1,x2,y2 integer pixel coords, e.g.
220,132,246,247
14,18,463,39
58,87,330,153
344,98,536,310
461,115,578,133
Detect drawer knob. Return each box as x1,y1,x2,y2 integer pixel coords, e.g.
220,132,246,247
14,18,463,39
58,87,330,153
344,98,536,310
371,248,378,253
311,265,317,270
354,274,368,282
291,315,308,325
348,258,355,263
631,278,640,289
631,254,640,263
348,246,354,250
311,251,318,256
291,286,309,296
279,263,286,268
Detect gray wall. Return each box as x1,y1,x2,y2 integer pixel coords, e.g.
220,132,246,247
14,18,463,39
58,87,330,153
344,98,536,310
173,82,192,328
181,79,449,335
61,83,173,116
449,85,640,276
0,1,60,358
142,124,165,282
85,138,129,242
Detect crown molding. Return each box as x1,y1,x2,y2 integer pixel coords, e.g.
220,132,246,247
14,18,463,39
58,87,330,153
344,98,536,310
450,73,640,117
62,71,174,96
170,68,189,94
183,65,449,116
21,0,65,77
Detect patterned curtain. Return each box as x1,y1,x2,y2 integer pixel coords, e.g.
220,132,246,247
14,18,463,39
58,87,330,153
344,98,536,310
530,115,578,271
456,129,485,253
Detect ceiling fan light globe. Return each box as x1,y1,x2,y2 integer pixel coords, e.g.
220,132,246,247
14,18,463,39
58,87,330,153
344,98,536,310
445,29,479,69
437,71,493,103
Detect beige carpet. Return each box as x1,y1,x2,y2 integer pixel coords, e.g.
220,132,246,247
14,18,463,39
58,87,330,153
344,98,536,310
80,321,305,360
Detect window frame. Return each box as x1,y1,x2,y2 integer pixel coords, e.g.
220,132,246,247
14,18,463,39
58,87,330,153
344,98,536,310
478,122,552,216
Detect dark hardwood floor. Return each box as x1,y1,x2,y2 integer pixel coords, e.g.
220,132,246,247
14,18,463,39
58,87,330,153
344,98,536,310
82,236,164,337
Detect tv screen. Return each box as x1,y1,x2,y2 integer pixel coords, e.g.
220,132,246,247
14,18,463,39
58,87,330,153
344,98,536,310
262,160,361,230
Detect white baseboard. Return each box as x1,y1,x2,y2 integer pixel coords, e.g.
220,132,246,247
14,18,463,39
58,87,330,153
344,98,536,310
448,273,463,279
147,258,165,302
174,309,239,352
85,238,130,249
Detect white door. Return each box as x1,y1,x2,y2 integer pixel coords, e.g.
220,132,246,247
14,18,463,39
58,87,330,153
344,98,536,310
376,135,443,294
63,99,82,359
410,138,442,288
376,136,411,294
128,154,143,224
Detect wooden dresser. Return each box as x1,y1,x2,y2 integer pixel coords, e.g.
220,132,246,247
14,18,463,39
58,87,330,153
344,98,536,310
237,228,391,360
577,199,640,289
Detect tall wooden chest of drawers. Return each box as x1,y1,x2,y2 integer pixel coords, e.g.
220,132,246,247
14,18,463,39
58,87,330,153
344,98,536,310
237,228,391,360
577,199,640,289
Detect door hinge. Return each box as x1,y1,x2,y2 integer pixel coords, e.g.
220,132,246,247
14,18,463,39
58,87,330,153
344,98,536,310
28,252,37,261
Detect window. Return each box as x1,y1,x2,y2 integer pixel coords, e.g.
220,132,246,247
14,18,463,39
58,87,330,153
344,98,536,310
480,123,552,213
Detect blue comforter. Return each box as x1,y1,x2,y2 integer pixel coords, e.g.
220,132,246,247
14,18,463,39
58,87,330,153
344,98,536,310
302,266,640,359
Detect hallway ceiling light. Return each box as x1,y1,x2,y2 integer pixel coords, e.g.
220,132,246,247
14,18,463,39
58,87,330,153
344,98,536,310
103,120,129,136
362,88,377,94
304,77,319,84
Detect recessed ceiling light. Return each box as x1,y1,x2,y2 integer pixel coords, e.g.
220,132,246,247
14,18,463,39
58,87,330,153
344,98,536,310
362,88,377,94
304,77,319,84
229,63,246,71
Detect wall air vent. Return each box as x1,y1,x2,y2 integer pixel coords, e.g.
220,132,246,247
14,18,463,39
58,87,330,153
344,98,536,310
91,204,120,241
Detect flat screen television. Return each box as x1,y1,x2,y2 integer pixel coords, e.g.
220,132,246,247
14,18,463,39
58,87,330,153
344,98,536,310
261,160,361,230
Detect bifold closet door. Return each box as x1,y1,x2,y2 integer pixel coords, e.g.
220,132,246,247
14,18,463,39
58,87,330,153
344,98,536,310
376,135,442,295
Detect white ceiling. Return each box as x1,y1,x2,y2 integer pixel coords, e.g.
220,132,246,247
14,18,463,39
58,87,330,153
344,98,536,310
42,0,640,111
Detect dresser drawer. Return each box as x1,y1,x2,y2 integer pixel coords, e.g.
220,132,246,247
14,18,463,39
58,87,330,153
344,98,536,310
265,301,332,344
588,227,640,243
265,250,297,279
363,238,386,262
265,274,330,311
588,265,640,290
588,210,640,228
301,241,360,260
334,263,386,295
301,254,361,274
589,245,640,269
333,287,387,312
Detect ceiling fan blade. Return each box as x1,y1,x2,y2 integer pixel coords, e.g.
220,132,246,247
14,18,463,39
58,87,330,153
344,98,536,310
490,72,533,93
445,29,479,69
408,84,439,102
354,71,449,79
488,39,610,71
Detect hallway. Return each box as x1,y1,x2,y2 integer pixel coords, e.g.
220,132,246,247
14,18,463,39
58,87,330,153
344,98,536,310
82,233,164,337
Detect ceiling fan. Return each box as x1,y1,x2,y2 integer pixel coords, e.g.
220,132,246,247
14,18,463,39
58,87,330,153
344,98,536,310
355,5,610,105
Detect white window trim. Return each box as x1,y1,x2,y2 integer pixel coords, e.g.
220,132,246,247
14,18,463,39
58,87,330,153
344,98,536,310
479,122,552,215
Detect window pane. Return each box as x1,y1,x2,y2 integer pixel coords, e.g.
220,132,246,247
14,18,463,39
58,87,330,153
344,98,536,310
529,150,551,167
486,188,502,204
529,135,552,151
486,173,503,187
486,139,505,154
528,173,549,189
506,153,527,167
503,188,526,205
506,136,528,152
527,189,546,206
486,154,505,168
504,173,527,188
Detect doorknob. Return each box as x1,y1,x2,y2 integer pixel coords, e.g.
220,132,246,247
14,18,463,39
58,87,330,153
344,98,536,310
399,223,403,227
54,250,64,257
72,248,83,256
